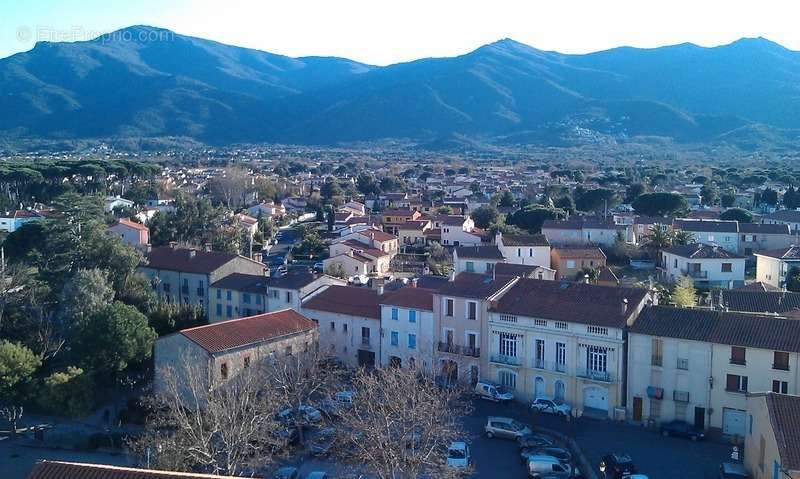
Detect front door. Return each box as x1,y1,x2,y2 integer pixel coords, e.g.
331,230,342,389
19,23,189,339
633,397,643,422
358,349,375,368
694,407,706,430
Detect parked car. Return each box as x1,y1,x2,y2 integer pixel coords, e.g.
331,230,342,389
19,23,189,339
527,455,573,478
313,262,324,272
310,427,336,456
659,420,705,441
485,416,532,440
530,397,572,417
521,446,572,464
599,453,637,478
446,441,471,468
273,467,300,479
517,433,555,449
474,381,514,402
719,462,749,479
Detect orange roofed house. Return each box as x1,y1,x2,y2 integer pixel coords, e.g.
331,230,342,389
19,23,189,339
154,309,318,395
108,218,150,249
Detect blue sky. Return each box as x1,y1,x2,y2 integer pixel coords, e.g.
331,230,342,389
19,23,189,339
3,0,799,65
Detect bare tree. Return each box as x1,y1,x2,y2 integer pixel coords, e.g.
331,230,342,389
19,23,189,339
334,367,473,479
207,168,251,209
131,357,284,476
0,405,24,436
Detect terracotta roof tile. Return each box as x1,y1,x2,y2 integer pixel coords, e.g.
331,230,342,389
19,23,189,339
145,247,254,275
180,309,316,353
302,285,384,319
765,393,800,471
381,287,435,311
499,233,550,247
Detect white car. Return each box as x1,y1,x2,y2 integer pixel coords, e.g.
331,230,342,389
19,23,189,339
446,441,471,468
530,397,572,417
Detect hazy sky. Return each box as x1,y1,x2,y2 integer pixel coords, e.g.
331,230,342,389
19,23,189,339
3,0,799,65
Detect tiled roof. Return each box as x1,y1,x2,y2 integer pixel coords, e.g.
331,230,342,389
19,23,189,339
356,229,396,242
720,290,800,314
662,244,744,259
436,272,517,299
554,247,606,259
302,285,384,319
116,218,148,231
739,223,790,235
765,393,800,471
493,263,546,278
542,217,623,230
210,273,268,294
145,247,248,274
756,246,800,260
455,245,504,260
673,219,738,233
340,239,388,258
631,306,800,353
267,271,330,290
381,209,415,216
440,215,468,226
26,461,240,479
734,282,781,292
180,310,316,353
490,279,646,328
381,287,435,311
764,210,800,223
499,233,550,247
399,220,431,231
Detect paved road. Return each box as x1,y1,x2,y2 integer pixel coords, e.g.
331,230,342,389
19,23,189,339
467,398,733,479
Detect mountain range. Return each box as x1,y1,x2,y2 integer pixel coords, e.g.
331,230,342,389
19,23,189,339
3,25,800,149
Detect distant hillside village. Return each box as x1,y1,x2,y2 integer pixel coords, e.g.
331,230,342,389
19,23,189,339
3,153,800,479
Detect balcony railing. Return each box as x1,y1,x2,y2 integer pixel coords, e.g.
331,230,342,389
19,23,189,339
437,342,480,358
490,354,522,366
681,269,708,279
576,367,615,383
554,362,567,373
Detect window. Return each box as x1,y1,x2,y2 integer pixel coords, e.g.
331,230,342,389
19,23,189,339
587,346,608,373
673,390,690,402
726,374,748,392
343,323,348,333
285,345,292,356
391,308,399,320
677,358,689,370
226,290,232,301
467,301,477,320
216,304,222,316
674,258,678,268
731,346,747,365
408,333,417,349
216,289,221,299
651,338,663,367
361,327,370,344
772,380,788,394
390,331,399,346
285,291,292,303
409,310,417,323
226,305,232,318
220,362,228,380
774,351,790,370
467,332,477,351
465,261,475,273
556,342,566,368
270,289,278,298
243,356,250,368
499,332,518,357
649,399,661,419
243,293,251,304
721,263,732,273
534,339,545,368
499,370,517,390
445,298,454,317
330,321,335,331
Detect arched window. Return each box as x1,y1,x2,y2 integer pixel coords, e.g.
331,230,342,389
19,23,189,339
555,380,566,402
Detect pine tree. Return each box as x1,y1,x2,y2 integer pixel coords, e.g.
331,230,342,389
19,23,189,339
671,276,698,307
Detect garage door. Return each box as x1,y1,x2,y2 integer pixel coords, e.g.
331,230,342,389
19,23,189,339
584,386,609,411
723,408,747,437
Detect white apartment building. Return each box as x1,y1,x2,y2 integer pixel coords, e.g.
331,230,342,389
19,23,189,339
755,246,800,290
661,244,746,289
495,232,551,268
380,287,436,371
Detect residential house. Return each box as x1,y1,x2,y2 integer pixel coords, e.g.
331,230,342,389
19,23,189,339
108,218,150,249
661,244,746,289
440,215,485,246
301,285,384,368
345,228,399,258
139,245,267,313
541,217,626,247
739,223,794,259
235,213,259,237
328,239,391,275
486,279,648,417
551,247,607,281
628,306,800,436
433,273,519,386
453,246,504,274
673,219,740,253
744,393,800,479
103,195,135,213
762,210,800,234
380,209,421,235
495,233,551,268
494,263,556,281
397,219,432,246
266,272,346,313
755,246,800,290
631,216,672,245
247,201,286,220
0,210,44,232
154,309,318,394
339,201,366,216
381,286,437,371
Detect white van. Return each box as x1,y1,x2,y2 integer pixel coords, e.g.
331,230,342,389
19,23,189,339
527,455,572,477
474,381,514,402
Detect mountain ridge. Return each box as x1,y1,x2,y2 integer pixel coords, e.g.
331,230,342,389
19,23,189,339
3,26,800,149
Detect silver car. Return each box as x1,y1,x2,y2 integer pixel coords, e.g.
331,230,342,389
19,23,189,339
485,416,532,440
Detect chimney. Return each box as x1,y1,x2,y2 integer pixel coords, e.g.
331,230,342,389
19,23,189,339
169,241,177,249
253,252,263,264
203,242,212,252
621,298,629,316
